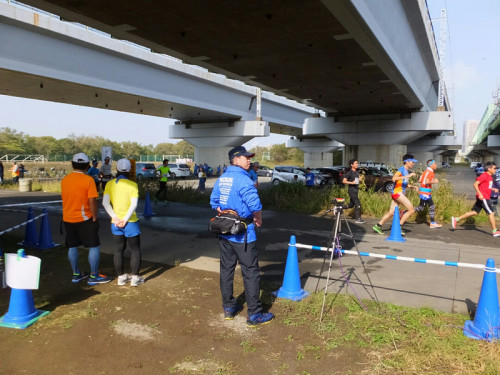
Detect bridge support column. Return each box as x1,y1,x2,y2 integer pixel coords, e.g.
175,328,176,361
170,120,269,168
344,144,407,166
286,137,342,167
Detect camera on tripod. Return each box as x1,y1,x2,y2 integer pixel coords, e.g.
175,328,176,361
331,198,347,211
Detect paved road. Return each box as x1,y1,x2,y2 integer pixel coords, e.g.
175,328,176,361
0,169,498,317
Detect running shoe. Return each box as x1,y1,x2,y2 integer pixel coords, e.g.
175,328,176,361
400,229,406,236
130,275,145,287
117,273,131,286
88,273,112,285
430,222,442,229
355,218,366,224
493,230,500,237
223,304,243,320
451,216,457,229
72,272,88,283
373,224,383,234
246,312,275,327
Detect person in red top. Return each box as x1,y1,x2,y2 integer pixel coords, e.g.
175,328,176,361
61,153,112,284
451,161,500,236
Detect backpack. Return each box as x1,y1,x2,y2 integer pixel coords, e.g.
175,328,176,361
209,209,252,235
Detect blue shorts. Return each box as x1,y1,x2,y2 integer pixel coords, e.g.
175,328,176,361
111,221,141,237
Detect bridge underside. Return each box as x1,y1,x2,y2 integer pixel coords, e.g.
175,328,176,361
19,0,438,116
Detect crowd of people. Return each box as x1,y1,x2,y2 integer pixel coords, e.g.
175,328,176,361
361,154,500,238
4,149,500,328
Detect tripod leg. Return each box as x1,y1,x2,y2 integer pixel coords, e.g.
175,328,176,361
320,209,342,323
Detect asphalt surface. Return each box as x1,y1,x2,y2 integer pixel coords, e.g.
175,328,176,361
0,166,498,316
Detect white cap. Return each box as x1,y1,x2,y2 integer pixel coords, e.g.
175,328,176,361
116,158,131,172
72,153,89,163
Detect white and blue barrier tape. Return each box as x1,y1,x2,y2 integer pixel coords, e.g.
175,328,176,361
294,242,498,273
0,200,62,208
0,212,47,237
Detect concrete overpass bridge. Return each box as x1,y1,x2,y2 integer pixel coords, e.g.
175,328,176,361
467,100,500,165
1,0,455,167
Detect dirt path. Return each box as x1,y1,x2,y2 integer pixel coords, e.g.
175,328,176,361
0,246,366,375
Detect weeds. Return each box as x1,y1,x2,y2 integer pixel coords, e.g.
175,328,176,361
273,289,500,374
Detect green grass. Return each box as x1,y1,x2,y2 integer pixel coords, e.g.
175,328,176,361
274,289,500,374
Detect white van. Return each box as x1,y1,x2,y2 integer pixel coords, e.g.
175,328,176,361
168,163,191,178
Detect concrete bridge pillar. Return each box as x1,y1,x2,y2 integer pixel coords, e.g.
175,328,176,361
303,111,454,167
170,120,269,168
411,151,434,167
286,137,342,167
344,144,407,167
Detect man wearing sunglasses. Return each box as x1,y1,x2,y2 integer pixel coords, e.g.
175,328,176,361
452,161,500,237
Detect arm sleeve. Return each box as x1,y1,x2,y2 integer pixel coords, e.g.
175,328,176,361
240,182,262,213
122,197,138,223
210,180,221,209
102,193,117,219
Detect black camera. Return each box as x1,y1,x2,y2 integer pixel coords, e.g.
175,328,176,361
332,198,345,207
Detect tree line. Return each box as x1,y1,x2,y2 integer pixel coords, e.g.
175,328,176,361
0,127,194,160
0,127,313,165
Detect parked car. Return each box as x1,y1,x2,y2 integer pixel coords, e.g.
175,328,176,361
475,163,484,176
256,165,272,177
135,162,157,180
470,161,480,168
310,167,343,185
442,162,451,168
359,162,392,175
272,166,327,186
168,163,191,178
358,167,395,192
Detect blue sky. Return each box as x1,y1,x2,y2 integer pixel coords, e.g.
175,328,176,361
1,0,499,146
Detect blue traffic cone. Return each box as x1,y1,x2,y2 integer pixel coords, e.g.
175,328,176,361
464,258,500,340
274,235,310,301
143,191,155,217
19,207,38,247
386,206,406,242
35,209,59,250
0,249,49,329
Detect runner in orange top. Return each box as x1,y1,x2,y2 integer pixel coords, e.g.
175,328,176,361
373,154,417,236
414,160,442,228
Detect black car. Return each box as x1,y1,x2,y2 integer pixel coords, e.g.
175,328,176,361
310,167,344,185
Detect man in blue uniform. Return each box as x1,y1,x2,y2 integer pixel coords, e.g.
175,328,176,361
210,146,275,327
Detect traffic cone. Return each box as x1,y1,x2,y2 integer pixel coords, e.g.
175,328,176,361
386,206,406,242
0,249,49,329
464,258,500,340
35,209,59,250
274,235,310,301
143,191,155,217
19,207,38,247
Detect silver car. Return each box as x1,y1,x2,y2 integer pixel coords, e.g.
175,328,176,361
271,166,326,186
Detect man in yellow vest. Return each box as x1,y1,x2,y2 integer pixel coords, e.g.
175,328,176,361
156,159,173,203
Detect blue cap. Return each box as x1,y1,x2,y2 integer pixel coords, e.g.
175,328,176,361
228,146,255,160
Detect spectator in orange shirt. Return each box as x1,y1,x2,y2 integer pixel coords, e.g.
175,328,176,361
61,153,112,285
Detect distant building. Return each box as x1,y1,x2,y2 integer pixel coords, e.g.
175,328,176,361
462,119,479,154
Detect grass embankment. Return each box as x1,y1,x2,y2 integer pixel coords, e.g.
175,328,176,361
275,290,500,374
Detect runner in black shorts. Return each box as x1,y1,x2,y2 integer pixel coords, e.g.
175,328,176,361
451,161,500,237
